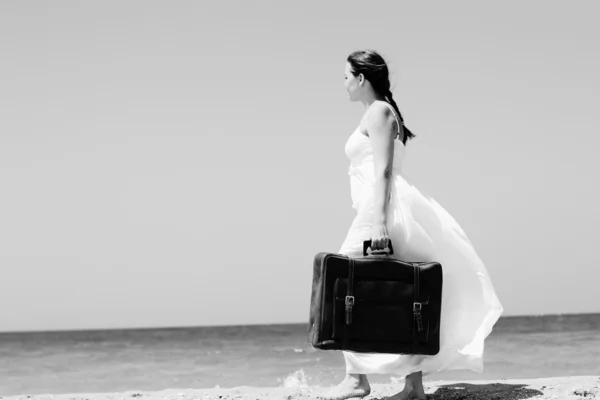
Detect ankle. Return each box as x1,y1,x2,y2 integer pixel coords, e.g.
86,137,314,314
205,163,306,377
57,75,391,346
347,373,368,385
404,372,424,391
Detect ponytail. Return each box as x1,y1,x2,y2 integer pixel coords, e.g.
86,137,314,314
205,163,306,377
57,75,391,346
385,89,415,144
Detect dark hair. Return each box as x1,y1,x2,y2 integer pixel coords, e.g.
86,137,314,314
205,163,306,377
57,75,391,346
347,49,415,143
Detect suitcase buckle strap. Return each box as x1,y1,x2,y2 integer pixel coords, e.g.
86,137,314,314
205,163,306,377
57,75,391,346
413,302,424,332
345,296,355,325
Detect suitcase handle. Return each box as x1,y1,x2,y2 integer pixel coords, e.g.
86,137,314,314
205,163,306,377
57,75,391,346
363,240,394,256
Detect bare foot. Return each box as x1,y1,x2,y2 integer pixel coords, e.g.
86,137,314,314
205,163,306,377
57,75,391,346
386,372,426,400
318,373,371,400
384,388,426,400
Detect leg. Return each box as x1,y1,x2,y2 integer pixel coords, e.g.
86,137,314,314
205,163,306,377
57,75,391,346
386,371,426,400
318,212,375,400
317,373,371,400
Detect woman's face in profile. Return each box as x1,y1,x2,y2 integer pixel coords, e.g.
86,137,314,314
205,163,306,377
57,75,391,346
344,62,361,101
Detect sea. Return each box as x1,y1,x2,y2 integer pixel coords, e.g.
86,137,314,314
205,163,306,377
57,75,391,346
1,314,599,396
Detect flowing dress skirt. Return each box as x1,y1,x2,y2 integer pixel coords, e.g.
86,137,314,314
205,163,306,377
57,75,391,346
338,173,504,376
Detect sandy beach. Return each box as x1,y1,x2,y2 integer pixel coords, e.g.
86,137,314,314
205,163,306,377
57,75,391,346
2,376,598,400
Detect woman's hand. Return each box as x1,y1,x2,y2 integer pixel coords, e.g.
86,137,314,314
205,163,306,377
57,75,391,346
370,222,391,252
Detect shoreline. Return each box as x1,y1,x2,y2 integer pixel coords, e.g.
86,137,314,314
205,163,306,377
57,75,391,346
2,376,599,400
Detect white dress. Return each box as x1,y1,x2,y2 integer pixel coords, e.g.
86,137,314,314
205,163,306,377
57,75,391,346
339,103,504,377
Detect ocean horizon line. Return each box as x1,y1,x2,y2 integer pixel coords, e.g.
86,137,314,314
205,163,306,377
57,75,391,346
1,311,599,335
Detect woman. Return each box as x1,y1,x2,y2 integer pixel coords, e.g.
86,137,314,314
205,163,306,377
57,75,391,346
319,50,504,400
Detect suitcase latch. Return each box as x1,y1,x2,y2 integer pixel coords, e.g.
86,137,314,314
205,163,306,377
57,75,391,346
413,302,424,332
345,296,355,325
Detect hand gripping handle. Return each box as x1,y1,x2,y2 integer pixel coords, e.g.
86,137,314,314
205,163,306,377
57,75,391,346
363,240,394,256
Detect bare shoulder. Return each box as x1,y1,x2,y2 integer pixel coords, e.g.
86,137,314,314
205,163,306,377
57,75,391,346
364,100,397,137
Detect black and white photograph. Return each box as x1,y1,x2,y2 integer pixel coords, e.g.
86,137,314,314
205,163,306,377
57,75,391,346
1,1,599,399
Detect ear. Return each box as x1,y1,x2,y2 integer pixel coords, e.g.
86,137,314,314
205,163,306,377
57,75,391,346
358,73,365,85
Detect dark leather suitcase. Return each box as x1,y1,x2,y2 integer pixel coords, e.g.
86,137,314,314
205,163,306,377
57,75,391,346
307,241,443,355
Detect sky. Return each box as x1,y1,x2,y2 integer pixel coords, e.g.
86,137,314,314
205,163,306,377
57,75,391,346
0,0,599,332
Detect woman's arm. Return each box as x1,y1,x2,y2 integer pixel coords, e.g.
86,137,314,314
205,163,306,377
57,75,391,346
365,103,397,248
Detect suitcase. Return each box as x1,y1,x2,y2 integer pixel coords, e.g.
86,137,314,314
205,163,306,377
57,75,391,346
307,240,443,355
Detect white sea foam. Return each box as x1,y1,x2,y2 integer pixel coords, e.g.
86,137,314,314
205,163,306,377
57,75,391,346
279,368,308,388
